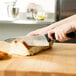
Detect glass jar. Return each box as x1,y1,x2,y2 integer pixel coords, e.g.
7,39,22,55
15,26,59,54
7,2,19,18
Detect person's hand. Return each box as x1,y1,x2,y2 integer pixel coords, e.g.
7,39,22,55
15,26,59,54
26,19,69,36
26,15,76,36
48,21,76,41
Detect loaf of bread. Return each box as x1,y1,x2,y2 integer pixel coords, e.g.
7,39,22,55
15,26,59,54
10,40,54,56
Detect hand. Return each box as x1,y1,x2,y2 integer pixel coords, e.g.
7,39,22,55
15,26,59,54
48,21,76,41
26,20,68,36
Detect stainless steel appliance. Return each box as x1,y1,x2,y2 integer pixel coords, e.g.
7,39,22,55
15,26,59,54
56,0,76,21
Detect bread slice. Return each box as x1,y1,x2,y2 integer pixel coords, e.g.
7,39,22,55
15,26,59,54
10,40,54,56
0,41,11,60
0,51,11,60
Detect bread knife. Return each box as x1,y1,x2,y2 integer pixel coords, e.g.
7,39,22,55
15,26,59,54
4,32,76,46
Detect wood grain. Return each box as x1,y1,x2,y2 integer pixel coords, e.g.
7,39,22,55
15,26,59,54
0,43,76,76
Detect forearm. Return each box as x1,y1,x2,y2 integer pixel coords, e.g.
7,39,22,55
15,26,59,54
47,14,76,30
72,22,76,31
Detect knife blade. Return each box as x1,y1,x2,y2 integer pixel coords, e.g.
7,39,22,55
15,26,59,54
4,35,51,46
15,35,51,46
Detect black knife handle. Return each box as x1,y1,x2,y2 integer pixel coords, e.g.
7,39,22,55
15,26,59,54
52,32,76,39
66,32,76,38
45,32,76,42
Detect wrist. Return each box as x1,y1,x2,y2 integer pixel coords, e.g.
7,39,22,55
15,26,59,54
71,21,76,30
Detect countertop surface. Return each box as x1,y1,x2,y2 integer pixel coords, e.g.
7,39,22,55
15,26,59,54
0,43,76,76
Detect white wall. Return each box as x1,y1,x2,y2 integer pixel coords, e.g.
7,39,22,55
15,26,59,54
0,0,56,18
16,0,56,13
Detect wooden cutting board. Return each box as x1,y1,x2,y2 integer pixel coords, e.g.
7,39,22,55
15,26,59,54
0,43,76,76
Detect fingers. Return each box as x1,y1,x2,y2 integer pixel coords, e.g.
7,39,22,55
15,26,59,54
26,28,48,36
48,31,55,40
26,28,47,36
27,33,40,36
55,33,70,41
48,30,71,41
26,31,40,36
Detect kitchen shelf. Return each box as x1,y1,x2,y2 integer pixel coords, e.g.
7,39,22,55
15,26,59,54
0,18,55,25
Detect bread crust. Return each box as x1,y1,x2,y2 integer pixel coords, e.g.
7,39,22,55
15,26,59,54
0,51,11,60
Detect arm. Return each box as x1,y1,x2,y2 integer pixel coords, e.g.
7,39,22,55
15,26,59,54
26,14,76,36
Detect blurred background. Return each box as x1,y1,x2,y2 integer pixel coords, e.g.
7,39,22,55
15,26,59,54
0,0,76,43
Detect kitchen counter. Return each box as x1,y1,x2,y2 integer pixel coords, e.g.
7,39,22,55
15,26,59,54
0,43,76,76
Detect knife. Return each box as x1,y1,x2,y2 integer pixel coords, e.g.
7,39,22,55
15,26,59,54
4,32,76,46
